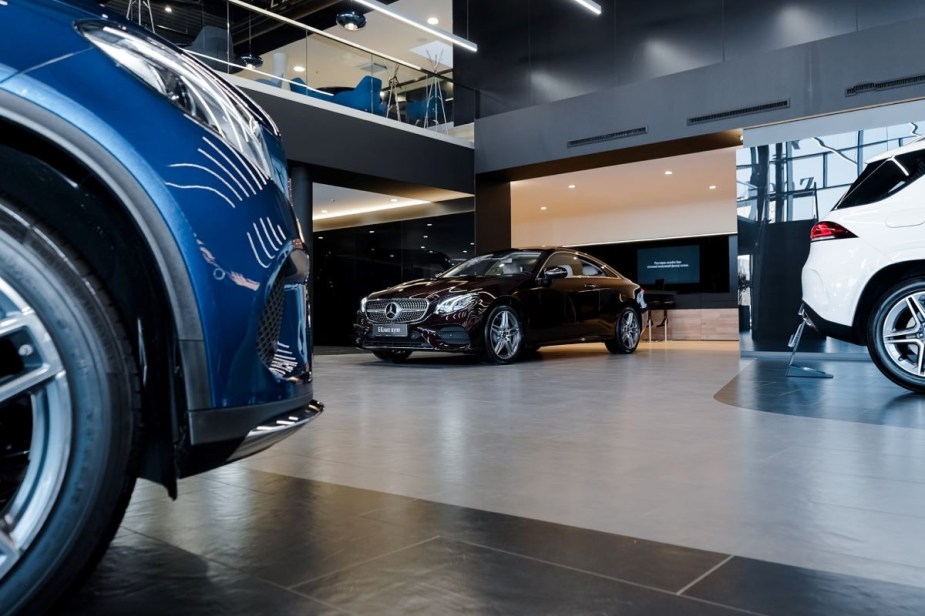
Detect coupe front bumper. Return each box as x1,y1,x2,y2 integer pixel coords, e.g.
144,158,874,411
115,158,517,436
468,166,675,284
354,312,482,353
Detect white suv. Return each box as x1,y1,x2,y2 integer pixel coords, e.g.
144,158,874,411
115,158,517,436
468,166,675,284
802,138,925,393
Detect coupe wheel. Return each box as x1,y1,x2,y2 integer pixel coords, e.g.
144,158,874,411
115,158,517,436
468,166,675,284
372,350,412,363
0,202,138,614
482,305,523,364
868,279,925,393
606,306,641,354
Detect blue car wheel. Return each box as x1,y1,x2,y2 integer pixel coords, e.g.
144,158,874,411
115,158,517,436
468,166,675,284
0,201,139,614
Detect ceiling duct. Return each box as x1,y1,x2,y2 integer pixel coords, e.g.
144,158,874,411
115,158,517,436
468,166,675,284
687,100,790,126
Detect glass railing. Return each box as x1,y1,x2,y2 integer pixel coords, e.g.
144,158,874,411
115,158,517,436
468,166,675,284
109,0,467,134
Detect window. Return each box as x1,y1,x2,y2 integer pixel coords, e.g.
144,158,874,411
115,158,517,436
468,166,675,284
542,253,604,277
836,148,925,209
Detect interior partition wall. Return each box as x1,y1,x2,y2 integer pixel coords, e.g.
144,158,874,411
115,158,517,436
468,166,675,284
313,212,474,346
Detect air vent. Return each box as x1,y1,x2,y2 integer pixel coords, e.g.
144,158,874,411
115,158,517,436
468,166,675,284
687,100,790,126
846,74,925,97
567,126,648,148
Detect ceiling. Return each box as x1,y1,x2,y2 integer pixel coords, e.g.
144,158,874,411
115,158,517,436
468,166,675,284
512,148,737,220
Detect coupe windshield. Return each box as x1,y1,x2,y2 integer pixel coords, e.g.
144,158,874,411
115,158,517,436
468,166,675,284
440,251,543,277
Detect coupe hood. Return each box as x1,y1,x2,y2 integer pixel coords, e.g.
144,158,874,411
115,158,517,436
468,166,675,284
368,275,528,301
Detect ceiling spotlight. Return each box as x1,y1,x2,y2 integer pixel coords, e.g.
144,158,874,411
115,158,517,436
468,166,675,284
568,184,576,189
427,16,439,25
571,0,602,15
369,230,375,234
540,206,548,211
239,52,263,68
664,170,673,175
336,10,366,31
293,65,306,73
709,185,717,190
427,223,433,227
165,5,173,13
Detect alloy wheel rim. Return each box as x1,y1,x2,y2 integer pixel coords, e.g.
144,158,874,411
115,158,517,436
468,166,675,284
620,310,640,348
881,291,925,378
0,276,71,581
489,310,522,360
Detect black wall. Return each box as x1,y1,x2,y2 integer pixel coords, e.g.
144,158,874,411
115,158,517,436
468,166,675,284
313,213,475,346
457,3,925,182
454,0,925,121
578,235,737,311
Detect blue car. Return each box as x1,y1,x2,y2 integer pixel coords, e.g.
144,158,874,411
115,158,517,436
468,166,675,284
0,1,321,612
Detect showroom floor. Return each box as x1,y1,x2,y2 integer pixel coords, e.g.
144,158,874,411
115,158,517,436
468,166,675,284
60,342,925,614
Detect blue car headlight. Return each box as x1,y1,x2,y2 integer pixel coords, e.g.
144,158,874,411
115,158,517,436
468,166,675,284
76,21,285,195
435,293,478,315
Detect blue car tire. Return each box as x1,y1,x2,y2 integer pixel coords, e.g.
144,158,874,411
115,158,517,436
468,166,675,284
0,200,140,614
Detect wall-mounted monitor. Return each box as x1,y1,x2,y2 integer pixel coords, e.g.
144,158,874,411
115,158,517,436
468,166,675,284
636,245,700,285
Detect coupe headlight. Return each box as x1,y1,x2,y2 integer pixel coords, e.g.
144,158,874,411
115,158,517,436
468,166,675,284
76,21,285,194
435,293,478,315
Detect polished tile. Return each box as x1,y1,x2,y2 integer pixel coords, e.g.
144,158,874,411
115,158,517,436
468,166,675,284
686,556,925,616
120,481,436,588
295,537,741,616
60,341,925,613
360,497,728,592
715,359,925,429
58,530,340,615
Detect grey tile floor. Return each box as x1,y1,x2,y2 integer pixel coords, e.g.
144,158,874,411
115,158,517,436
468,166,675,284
238,341,925,590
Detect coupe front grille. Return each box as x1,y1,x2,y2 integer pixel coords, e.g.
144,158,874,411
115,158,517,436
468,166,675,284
365,298,429,324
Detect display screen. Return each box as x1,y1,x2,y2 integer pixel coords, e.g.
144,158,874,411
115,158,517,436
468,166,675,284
637,245,700,285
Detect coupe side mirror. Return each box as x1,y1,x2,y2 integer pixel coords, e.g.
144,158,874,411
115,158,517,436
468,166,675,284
540,266,568,286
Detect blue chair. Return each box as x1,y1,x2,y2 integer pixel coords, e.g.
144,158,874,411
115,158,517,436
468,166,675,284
332,76,386,115
289,77,333,102
405,88,446,125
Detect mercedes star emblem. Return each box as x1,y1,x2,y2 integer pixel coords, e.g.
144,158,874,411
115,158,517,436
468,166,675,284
385,302,402,321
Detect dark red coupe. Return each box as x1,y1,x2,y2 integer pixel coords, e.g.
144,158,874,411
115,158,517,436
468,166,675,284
355,248,647,364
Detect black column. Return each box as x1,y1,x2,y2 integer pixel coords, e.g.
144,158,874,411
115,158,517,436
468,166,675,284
475,174,511,254
290,164,313,297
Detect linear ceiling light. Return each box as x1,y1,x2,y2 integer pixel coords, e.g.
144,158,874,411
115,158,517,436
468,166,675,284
572,0,602,15
226,0,424,71
353,0,478,53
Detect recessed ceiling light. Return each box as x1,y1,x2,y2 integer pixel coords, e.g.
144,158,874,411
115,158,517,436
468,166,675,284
390,198,398,203
470,242,475,246
427,223,433,227
462,250,468,253
293,65,306,73
165,5,173,13
421,245,426,249
568,184,576,189
320,209,329,214
427,16,439,25
369,230,375,234
317,236,324,239
709,185,717,190
423,235,429,239
664,170,673,175
540,206,548,211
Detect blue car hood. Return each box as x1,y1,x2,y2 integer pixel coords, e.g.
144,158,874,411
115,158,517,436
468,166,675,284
0,0,106,80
